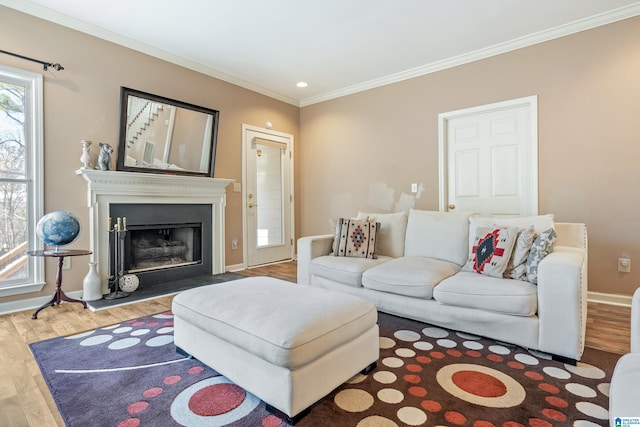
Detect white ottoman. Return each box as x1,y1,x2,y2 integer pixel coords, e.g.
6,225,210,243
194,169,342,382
172,276,379,422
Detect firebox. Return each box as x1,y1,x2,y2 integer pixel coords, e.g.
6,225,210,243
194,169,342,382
109,203,212,289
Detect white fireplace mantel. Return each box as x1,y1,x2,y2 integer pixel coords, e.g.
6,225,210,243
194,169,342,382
76,169,233,292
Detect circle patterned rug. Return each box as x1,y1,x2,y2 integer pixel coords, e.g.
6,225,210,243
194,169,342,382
30,311,618,426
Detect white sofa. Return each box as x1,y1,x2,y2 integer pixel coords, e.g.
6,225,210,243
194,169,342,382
298,209,588,362
608,287,640,425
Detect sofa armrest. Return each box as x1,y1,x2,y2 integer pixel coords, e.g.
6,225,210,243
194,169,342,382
297,234,333,286
536,245,588,361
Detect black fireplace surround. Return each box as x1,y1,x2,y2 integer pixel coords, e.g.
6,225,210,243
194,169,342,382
109,203,212,289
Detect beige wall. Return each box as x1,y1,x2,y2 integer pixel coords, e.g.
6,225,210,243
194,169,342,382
0,6,299,303
300,16,640,297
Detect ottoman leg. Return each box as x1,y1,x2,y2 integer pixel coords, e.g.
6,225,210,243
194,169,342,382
266,404,311,425
361,361,377,375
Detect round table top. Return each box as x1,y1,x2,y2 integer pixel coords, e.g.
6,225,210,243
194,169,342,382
27,249,92,257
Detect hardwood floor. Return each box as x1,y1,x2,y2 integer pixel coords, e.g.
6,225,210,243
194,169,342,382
0,260,631,426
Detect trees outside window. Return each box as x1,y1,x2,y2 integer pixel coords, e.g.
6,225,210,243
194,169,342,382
0,65,43,295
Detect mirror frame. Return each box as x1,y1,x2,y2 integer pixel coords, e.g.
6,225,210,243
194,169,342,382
116,87,220,177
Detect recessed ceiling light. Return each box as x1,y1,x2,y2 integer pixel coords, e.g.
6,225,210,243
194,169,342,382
296,81,308,88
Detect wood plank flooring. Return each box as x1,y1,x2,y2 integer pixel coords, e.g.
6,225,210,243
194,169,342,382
0,260,631,426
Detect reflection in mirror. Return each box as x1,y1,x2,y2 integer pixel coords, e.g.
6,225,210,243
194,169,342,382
116,87,219,177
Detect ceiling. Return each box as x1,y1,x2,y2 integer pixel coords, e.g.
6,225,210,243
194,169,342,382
3,0,640,106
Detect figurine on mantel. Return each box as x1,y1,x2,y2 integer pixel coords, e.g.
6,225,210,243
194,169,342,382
79,139,93,169
97,142,114,171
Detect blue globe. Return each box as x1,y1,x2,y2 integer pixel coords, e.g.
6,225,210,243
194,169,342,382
36,211,81,248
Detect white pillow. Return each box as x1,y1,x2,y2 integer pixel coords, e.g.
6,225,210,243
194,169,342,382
357,211,408,258
404,209,472,266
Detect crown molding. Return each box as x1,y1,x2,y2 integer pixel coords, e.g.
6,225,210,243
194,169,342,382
299,2,640,107
3,0,640,108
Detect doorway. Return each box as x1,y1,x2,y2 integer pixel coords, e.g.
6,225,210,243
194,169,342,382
438,96,538,216
242,124,294,267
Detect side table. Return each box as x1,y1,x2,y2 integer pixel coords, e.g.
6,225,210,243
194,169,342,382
27,249,92,319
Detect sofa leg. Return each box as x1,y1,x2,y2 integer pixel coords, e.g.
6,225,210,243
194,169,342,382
175,346,193,359
552,354,577,366
361,361,377,375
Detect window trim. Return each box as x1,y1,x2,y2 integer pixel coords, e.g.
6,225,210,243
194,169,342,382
0,65,45,297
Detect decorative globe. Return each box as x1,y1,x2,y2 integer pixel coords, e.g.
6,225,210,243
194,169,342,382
36,211,81,249
119,274,139,292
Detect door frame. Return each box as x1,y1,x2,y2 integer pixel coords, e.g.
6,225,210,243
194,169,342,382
241,124,295,268
437,96,538,214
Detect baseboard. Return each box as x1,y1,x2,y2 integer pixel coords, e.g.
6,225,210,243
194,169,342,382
0,290,85,316
587,291,633,307
0,264,244,316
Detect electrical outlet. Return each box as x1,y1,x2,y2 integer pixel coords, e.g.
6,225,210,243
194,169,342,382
618,257,631,273
62,257,71,270
233,182,241,192
231,238,238,250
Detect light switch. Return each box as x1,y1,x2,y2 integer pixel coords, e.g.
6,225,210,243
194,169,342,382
233,183,241,192
411,183,418,193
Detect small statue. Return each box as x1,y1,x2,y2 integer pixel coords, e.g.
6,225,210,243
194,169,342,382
96,143,114,171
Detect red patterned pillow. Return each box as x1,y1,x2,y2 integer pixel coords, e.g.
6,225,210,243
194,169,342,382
464,227,518,277
334,218,379,259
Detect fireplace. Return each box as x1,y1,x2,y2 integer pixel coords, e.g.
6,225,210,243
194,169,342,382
77,169,232,294
110,203,212,288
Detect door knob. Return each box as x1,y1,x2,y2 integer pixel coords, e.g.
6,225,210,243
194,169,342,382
448,204,455,210
248,203,257,208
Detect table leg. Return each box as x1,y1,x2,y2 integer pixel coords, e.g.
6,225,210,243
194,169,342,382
31,256,87,319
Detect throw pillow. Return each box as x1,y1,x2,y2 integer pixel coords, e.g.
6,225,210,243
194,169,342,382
464,226,518,277
334,218,379,259
504,226,536,281
330,216,367,254
526,228,557,284
356,211,408,258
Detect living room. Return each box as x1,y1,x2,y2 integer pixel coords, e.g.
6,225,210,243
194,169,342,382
1,1,640,426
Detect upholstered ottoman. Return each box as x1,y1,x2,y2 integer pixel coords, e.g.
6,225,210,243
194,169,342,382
172,276,379,421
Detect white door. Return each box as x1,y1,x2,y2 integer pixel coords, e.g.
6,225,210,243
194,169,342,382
438,96,538,216
242,125,294,267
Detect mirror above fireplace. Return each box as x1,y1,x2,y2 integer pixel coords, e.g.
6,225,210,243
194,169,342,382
116,87,220,177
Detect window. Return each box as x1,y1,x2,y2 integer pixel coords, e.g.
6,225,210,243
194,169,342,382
0,65,44,296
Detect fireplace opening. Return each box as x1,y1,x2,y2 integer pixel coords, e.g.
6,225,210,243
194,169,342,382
109,203,212,289
127,223,202,273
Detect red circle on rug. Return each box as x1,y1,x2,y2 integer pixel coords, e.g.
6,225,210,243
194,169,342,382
188,366,205,375
466,350,482,358
262,414,283,427
542,408,567,421
451,370,507,397
416,355,431,364
487,354,503,363
545,396,568,408
525,371,544,381
188,383,246,416
404,374,422,384
445,410,467,425
529,418,552,427
507,361,525,370
538,383,560,394
503,422,525,427
473,420,496,427
431,351,445,359
406,363,422,373
421,399,441,412
409,386,427,397
448,349,462,357
164,375,181,385
143,387,163,398
117,418,140,427
127,401,149,415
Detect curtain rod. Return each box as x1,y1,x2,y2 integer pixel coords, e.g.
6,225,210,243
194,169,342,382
0,49,64,71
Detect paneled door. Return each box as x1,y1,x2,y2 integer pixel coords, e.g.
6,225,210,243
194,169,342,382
242,125,294,267
438,96,538,216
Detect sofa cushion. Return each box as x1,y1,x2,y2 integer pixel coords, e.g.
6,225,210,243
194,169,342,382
526,228,558,284
404,209,471,266
362,256,460,299
310,255,392,288
357,211,408,258
463,227,518,278
334,218,380,259
433,271,538,316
